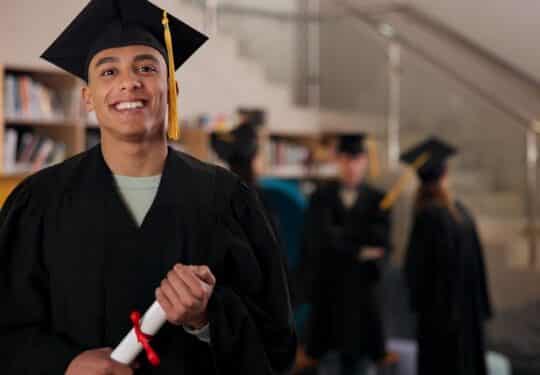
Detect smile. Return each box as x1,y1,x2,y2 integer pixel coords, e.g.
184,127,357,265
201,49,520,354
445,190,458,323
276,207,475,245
112,100,147,111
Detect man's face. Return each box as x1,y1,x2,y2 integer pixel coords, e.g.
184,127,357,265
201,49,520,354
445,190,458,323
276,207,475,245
337,152,368,188
83,45,169,143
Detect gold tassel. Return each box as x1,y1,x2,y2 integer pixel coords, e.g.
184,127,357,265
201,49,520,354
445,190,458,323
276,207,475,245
162,11,179,140
366,137,381,180
380,152,430,211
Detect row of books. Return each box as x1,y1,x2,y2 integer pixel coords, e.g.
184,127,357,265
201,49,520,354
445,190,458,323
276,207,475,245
3,74,64,121
3,128,67,173
266,140,310,166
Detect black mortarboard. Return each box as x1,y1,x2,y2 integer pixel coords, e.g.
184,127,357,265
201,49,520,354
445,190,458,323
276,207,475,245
400,137,457,183
40,0,208,140
210,123,259,163
237,108,266,128
337,134,366,156
41,0,207,81
379,136,457,211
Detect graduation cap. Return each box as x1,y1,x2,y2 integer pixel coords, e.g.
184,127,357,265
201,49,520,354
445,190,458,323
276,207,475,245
380,136,457,210
237,108,266,128
210,123,259,164
336,133,380,179
40,0,208,140
401,137,457,183
337,134,366,156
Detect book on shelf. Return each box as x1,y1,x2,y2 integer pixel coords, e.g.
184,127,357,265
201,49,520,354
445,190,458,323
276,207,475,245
3,129,67,174
267,139,310,166
3,73,64,122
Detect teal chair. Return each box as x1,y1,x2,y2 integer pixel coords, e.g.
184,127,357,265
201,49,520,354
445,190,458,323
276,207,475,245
258,178,310,334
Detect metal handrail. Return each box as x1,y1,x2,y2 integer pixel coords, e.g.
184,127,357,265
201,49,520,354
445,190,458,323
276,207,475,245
335,1,540,126
335,0,540,265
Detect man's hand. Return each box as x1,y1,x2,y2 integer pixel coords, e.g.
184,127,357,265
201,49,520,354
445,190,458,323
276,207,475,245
66,348,133,375
357,247,385,261
156,264,216,329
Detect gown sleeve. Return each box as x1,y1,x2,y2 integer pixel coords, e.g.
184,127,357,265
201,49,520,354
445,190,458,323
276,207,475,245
0,177,82,373
205,176,297,374
470,214,494,321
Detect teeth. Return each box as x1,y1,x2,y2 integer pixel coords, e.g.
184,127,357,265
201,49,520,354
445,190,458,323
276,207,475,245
115,101,144,110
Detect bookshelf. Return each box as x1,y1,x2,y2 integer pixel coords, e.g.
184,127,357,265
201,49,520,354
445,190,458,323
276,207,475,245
0,64,86,204
262,131,339,180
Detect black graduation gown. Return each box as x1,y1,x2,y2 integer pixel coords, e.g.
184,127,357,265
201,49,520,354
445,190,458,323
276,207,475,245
0,145,296,374
301,182,390,360
404,201,493,375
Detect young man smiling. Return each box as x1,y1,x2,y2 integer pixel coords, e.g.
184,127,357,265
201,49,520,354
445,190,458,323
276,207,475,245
0,0,296,374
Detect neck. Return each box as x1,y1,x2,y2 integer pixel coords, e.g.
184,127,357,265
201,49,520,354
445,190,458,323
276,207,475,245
101,136,168,176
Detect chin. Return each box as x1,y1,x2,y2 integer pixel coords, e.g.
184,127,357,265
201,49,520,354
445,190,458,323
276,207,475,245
103,124,162,142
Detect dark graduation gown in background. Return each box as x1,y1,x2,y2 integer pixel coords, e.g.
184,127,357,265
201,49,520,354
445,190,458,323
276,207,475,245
301,182,390,360
404,201,492,375
0,146,296,374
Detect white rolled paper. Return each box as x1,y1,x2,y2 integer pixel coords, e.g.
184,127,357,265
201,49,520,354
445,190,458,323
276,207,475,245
110,301,167,365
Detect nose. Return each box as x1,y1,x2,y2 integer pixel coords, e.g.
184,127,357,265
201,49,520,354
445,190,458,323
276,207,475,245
119,70,142,92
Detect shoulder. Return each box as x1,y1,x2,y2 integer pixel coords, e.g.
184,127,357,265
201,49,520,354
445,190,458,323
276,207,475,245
309,181,339,203
174,149,239,189
169,148,246,209
454,200,473,218
12,148,94,202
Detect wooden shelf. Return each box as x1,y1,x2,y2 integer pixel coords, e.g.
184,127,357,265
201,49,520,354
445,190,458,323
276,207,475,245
5,116,80,128
0,64,87,205
263,163,338,179
267,129,320,137
0,171,30,179
4,65,80,90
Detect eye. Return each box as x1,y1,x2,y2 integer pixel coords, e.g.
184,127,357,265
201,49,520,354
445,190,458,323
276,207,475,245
138,65,158,74
101,69,116,77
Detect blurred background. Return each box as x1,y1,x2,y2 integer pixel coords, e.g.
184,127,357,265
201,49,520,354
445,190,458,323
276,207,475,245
2,1,540,374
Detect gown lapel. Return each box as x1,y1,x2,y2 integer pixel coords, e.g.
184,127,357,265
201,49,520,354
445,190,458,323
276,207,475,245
96,148,186,345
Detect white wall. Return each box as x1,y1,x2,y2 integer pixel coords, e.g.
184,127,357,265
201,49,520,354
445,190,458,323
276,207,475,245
411,0,540,82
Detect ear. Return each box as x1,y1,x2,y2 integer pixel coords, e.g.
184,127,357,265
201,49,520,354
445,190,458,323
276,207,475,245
82,86,95,112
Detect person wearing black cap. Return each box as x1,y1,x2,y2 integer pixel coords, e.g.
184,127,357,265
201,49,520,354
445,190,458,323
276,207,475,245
402,137,493,375
296,134,396,375
210,109,266,187
0,1,295,374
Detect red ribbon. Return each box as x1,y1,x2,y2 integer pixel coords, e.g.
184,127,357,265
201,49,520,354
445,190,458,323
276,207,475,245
130,310,160,367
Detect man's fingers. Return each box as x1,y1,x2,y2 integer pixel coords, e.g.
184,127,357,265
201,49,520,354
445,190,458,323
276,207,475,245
156,285,176,314
160,278,183,306
358,247,385,261
166,268,195,303
110,358,134,375
191,265,216,286
173,264,206,300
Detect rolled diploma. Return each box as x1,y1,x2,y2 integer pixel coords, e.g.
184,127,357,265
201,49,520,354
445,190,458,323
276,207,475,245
110,301,166,364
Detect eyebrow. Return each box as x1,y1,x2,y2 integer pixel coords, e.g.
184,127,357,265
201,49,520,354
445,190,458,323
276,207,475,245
133,54,161,64
94,56,119,68
93,54,161,69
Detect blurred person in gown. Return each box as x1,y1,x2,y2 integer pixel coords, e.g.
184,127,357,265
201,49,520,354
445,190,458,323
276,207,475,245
403,137,493,375
296,134,398,375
